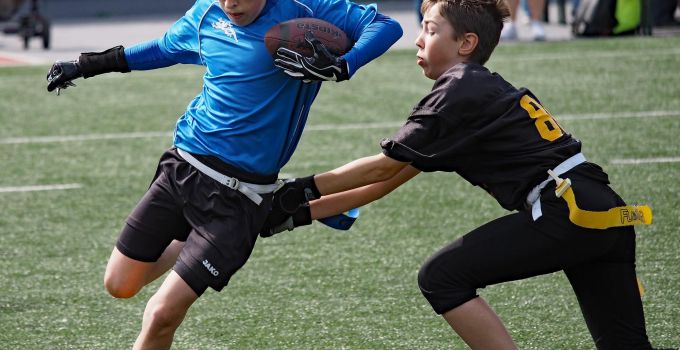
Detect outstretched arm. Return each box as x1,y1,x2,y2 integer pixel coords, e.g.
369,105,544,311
47,0,204,94
310,164,421,220
315,153,411,196
269,153,410,218
46,46,130,93
45,38,196,94
259,153,414,237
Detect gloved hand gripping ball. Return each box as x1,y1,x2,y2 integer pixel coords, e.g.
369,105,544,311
274,31,350,82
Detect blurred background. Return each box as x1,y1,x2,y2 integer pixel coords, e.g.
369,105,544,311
0,0,678,64
1,0,195,19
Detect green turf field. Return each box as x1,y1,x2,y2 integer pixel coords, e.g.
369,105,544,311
1,36,679,349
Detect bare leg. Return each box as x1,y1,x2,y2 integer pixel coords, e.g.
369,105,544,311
442,297,517,350
144,240,185,283
526,0,546,40
501,0,520,40
527,0,546,21
104,240,185,298
133,271,198,350
506,0,520,20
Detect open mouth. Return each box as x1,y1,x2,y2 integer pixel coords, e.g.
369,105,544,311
228,12,244,20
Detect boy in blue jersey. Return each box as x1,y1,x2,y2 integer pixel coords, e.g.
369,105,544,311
45,0,401,348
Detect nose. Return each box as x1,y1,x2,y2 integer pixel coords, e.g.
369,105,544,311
224,0,239,8
415,29,424,49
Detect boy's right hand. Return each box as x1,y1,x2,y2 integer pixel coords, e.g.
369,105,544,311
47,46,130,95
46,60,83,94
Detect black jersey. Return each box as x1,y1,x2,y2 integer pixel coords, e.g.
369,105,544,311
381,63,607,211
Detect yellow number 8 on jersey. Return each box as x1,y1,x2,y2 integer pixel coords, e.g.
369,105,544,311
520,95,564,142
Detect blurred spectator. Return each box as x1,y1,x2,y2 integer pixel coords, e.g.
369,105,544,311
415,0,423,24
0,0,22,20
652,0,680,26
501,0,547,40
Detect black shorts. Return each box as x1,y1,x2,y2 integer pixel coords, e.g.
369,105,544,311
417,170,652,349
116,148,273,296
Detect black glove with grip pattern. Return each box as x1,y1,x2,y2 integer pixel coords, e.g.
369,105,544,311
274,31,349,83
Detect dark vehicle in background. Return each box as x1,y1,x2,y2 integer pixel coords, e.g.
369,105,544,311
1,0,50,49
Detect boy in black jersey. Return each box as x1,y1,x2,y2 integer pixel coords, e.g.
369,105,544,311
264,0,654,348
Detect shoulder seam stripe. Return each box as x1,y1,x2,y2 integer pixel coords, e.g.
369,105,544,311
293,0,314,16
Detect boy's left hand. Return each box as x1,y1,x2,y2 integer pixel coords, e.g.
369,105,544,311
260,176,318,237
274,31,349,83
272,176,321,214
260,204,312,238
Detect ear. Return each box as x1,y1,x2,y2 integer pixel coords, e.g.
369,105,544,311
458,33,479,57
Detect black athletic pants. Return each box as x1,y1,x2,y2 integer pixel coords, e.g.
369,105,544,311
417,175,652,349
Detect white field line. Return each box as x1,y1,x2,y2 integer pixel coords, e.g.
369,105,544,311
0,131,172,145
1,110,679,146
558,110,680,121
0,183,82,193
610,157,680,165
306,121,403,131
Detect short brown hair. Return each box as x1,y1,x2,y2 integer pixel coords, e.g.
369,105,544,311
421,0,510,64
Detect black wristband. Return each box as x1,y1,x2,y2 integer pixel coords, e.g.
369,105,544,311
299,175,321,200
78,45,130,79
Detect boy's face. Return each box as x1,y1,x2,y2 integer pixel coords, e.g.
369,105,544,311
219,0,267,26
415,3,464,80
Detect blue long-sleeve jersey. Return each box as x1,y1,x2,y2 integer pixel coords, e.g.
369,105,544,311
123,0,402,176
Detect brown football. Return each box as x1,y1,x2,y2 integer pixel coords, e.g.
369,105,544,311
264,18,352,57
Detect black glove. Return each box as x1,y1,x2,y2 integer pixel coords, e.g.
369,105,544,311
47,45,130,94
274,31,350,83
259,175,319,237
260,204,312,238
46,60,82,94
273,175,321,214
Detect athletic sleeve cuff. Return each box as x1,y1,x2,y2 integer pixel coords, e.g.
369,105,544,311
380,139,419,163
